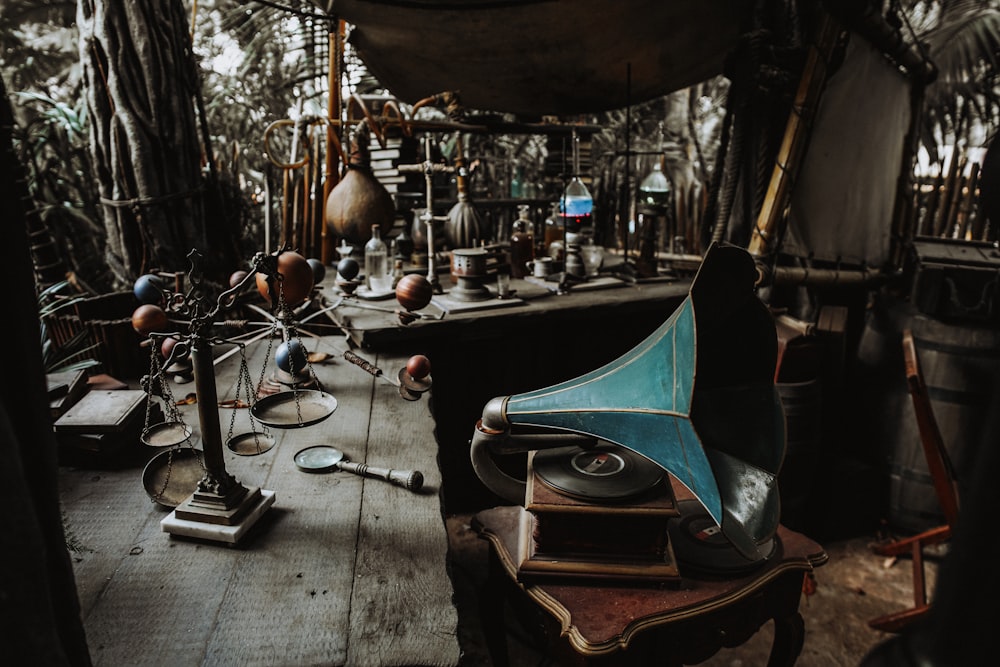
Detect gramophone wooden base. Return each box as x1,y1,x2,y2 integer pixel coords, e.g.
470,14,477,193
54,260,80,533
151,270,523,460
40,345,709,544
518,459,681,584
517,510,682,584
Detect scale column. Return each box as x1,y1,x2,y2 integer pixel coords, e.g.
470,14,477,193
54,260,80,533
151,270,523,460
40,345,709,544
191,336,245,504
161,336,276,544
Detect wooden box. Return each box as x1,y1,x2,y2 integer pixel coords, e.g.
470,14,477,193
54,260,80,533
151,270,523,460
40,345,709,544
909,238,1000,323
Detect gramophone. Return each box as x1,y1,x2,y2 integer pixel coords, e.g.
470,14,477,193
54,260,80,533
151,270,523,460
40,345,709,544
470,243,785,582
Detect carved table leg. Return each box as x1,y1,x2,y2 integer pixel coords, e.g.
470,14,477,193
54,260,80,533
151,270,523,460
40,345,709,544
481,547,511,667
768,612,805,667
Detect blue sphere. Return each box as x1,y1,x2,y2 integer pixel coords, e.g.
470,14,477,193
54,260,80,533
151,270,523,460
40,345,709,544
133,274,164,304
337,257,360,281
307,258,327,285
275,339,308,374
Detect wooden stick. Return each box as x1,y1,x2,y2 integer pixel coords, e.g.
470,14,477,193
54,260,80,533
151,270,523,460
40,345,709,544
958,162,980,240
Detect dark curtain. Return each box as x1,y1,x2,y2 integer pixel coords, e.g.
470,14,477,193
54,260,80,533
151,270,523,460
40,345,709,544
0,75,92,665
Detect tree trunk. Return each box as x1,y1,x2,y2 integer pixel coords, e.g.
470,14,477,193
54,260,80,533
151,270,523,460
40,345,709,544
78,0,209,286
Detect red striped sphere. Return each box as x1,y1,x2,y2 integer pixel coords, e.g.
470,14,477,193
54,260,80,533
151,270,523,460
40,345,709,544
395,274,433,312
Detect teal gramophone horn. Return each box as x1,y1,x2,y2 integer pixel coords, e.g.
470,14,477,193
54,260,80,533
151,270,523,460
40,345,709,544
470,243,785,561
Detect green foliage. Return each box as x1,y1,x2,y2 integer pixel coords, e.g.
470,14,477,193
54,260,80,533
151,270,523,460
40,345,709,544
37,280,101,374
3,0,111,289
13,90,109,289
0,0,79,97
901,0,1000,162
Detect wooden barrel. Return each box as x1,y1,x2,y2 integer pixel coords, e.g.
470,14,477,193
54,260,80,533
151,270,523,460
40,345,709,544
888,314,1000,532
853,293,914,464
777,378,824,531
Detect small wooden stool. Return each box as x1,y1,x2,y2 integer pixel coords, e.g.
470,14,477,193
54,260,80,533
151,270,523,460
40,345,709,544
474,506,827,666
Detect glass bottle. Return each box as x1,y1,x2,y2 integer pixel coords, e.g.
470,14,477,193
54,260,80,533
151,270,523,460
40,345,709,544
640,124,671,209
639,156,671,208
509,204,534,278
543,202,563,253
391,259,405,288
510,165,523,198
558,129,593,233
365,224,392,292
559,178,593,232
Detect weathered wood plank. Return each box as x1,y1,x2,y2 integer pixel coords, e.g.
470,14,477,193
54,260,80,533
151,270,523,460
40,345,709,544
202,336,367,666
347,350,461,667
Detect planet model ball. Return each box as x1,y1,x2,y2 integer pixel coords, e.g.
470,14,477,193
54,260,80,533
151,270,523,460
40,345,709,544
337,257,360,281
133,274,164,305
395,274,433,312
307,258,327,285
161,336,177,358
275,339,308,374
406,354,431,380
131,304,168,336
229,269,249,288
255,250,315,307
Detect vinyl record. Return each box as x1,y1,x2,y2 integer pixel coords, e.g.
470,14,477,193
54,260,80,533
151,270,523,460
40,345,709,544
667,499,776,575
533,443,665,501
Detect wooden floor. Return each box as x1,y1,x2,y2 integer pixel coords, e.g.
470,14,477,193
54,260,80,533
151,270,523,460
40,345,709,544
59,337,460,667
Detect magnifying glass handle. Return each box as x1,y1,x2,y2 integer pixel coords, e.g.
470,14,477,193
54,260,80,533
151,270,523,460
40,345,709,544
336,460,424,492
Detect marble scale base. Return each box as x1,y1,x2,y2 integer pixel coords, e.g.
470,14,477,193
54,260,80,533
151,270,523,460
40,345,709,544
161,489,276,545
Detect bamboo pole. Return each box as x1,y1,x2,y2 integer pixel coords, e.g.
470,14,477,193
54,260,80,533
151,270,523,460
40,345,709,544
920,167,944,236
957,162,980,240
748,13,842,260
932,149,961,237
943,157,967,238
322,21,345,266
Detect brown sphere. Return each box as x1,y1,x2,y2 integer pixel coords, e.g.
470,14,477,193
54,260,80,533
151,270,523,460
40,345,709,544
395,274,433,312
255,250,315,308
131,304,168,336
406,354,432,380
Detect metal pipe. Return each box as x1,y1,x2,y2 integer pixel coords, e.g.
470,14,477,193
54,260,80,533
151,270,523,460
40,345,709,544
757,263,885,288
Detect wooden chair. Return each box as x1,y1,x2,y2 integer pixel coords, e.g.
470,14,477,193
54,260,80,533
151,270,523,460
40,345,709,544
868,329,961,633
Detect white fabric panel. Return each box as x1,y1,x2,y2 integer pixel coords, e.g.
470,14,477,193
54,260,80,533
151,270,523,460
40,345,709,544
782,34,912,266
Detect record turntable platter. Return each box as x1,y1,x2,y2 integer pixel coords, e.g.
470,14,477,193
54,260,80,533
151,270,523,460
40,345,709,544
532,442,666,501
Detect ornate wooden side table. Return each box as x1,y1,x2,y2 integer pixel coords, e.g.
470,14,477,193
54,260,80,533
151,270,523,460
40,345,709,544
474,506,827,667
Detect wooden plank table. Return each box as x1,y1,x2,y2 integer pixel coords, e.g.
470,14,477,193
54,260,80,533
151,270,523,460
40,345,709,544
58,334,460,667
328,273,690,352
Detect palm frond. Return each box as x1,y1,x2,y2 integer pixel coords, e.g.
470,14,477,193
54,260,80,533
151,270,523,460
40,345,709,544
924,6,1000,86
